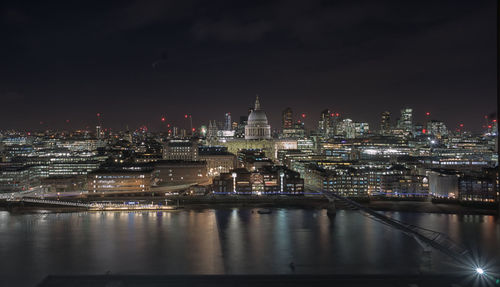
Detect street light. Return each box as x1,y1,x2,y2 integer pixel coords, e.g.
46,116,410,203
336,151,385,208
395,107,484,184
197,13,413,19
231,172,237,194
280,172,285,194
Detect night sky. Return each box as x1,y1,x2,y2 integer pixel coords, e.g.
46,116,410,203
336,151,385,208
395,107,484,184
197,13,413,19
0,0,496,132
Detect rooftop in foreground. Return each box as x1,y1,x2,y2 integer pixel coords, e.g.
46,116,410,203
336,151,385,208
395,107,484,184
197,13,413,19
37,274,480,287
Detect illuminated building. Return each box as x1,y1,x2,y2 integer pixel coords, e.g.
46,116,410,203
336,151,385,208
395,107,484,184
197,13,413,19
282,121,306,139
216,129,235,140
380,111,391,135
245,96,271,140
458,175,496,202
198,146,236,177
277,149,313,167
380,166,429,197
354,122,370,138
0,165,30,193
152,160,208,187
318,109,332,137
207,120,218,140
304,164,369,198
163,139,198,161
336,119,356,139
224,112,232,131
282,107,293,130
41,176,86,193
212,166,303,195
428,169,459,198
397,108,413,136
220,139,297,161
426,120,448,138
237,149,273,171
96,125,102,139
88,169,152,194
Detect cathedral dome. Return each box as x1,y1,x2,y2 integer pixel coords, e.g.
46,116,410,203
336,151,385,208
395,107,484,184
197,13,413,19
248,109,269,124
245,96,271,140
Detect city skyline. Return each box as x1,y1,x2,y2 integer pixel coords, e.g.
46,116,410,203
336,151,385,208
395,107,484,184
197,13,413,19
0,99,495,134
0,0,496,131
1,1,498,286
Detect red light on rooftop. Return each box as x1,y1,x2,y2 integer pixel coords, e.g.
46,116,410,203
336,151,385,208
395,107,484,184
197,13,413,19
459,124,464,127
97,113,100,117
301,113,306,118
192,128,196,132
161,117,166,122
167,124,170,128
425,112,430,116
184,114,188,119
422,129,427,134
336,113,340,117
66,119,70,123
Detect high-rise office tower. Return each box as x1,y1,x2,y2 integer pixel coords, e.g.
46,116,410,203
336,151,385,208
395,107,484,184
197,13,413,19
427,120,448,138
397,108,413,134
96,125,102,139
318,109,331,136
224,113,232,131
282,108,293,130
336,118,356,139
380,111,391,135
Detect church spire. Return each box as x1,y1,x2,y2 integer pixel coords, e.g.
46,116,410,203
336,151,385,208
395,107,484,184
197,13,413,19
254,95,261,110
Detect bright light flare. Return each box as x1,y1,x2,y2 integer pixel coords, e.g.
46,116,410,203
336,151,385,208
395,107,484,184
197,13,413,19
476,267,484,275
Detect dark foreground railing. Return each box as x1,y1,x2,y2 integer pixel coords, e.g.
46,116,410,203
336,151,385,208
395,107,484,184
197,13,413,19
37,274,482,287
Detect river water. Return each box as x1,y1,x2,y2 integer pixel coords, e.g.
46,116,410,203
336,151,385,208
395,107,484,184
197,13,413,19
0,208,499,286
